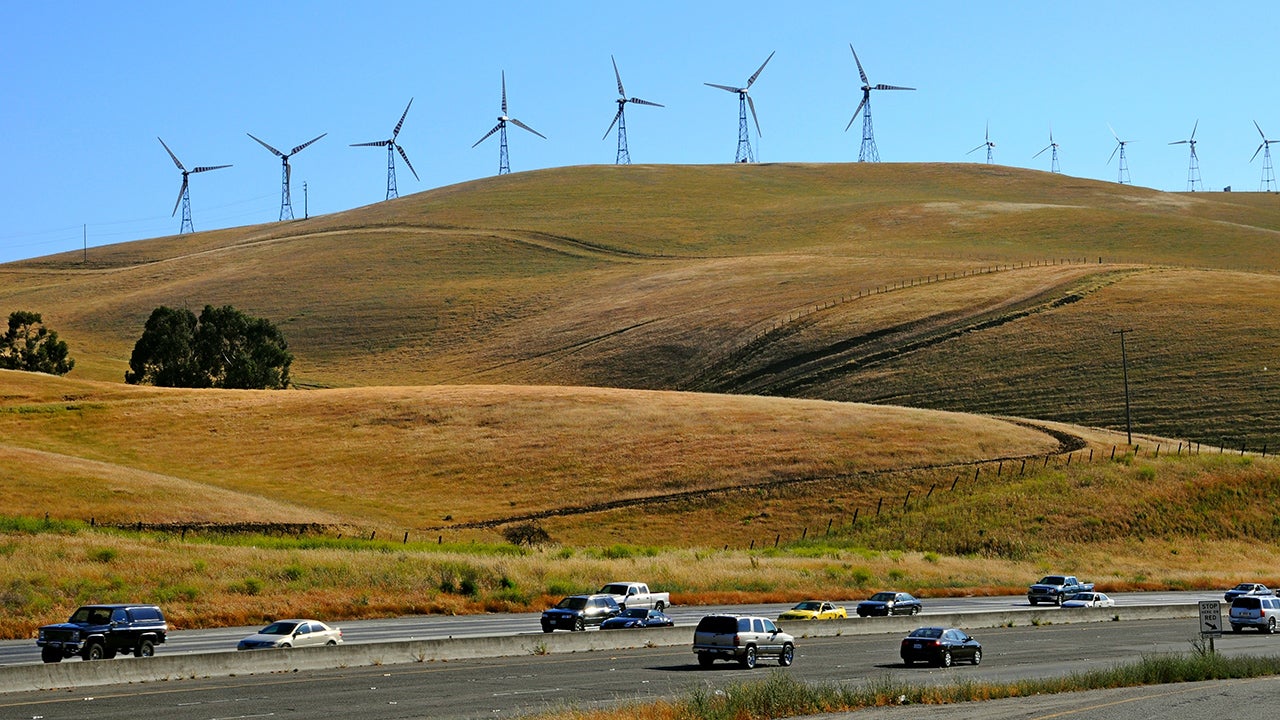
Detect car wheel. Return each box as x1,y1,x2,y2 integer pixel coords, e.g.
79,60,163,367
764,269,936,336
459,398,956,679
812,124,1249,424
135,640,155,658
541,623,553,633
1029,599,1038,606
740,645,757,669
911,605,921,615
83,643,105,661
1054,595,1063,606
654,601,665,611
1269,618,1276,634
698,652,714,668
940,650,953,668
1232,625,1242,633
326,640,337,646
41,648,62,664
778,644,794,667
280,642,292,649
972,649,982,666
574,617,585,632
902,657,914,666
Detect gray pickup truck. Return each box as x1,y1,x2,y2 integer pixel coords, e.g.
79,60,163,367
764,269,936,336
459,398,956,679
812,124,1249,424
1027,575,1095,606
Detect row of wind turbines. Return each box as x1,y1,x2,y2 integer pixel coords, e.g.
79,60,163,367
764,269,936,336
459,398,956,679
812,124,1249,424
969,119,1279,192
158,44,1280,235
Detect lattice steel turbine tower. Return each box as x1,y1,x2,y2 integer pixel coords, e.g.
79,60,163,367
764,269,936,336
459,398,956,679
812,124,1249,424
351,98,419,200
968,123,995,164
157,137,230,234
1252,121,1277,192
603,56,663,165
705,51,774,163
844,44,914,163
1033,128,1060,173
248,132,326,220
473,71,545,175
1169,120,1202,191
1107,124,1133,185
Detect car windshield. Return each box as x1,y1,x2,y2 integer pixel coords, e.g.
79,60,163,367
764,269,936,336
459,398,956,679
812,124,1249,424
1234,584,1257,591
260,621,299,635
1067,594,1091,601
600,584,629,595
69,607,113,624
869,592,895,602
556,597,588,610
794,602,822,610
908,627,944,639
1038,576,1067,585
621,608,648,618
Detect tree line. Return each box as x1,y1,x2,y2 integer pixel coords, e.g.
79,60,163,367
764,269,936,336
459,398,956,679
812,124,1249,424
1,305,291,390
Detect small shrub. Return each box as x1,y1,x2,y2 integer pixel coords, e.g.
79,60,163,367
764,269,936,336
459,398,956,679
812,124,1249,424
231,577,264,595
88,548,117,564
502,522,552,547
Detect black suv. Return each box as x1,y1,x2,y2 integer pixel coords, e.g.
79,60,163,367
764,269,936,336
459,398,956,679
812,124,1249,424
540,594,621,632
37,604,167,663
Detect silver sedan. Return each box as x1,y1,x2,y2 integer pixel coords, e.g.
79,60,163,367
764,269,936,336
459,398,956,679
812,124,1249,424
237,619,344,650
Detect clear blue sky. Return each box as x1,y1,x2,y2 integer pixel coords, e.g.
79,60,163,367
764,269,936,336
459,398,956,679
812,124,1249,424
1,1,1275,263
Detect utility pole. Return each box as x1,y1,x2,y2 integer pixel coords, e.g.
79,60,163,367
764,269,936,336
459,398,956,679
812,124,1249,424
1114,329,1134,445
303,181,309,219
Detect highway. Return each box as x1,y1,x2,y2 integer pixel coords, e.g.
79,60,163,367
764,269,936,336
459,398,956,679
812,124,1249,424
0,590,1220,665
3,616,1278,719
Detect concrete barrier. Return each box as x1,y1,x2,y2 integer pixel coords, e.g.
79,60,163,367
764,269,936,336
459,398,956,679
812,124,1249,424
0,603,1201,695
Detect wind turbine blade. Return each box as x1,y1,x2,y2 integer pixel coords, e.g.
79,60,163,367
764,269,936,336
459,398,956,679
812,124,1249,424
875,84,915,91
611,55,625,98
1252,143,1265,163
704,82,741,93
472,123,503,148
286,161,291,191
748,95,761,136
1190,119,1198,141
967,144,986,155
985,121,990,143
1108,143,1119,165
1033,144,1051,158
172,178,187,217
397,144,419,181
845,96,867,132
509,117,546,139
290,133,327,156
247,133,284,157
1256,120,1267,140
849,44,869,85
746,50,775,88
501,71,508,115
629,97,663,108
603,107,622,140
190,164,231,173
1107,123,1119,141
351,140,392,147
157,137,185,171
1169,140,1187,145
393,98,413,139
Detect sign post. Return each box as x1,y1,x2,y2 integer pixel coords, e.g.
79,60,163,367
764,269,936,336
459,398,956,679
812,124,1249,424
1199,600,1222,654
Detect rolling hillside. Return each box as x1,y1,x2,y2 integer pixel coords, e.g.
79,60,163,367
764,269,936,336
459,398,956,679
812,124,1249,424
3,162,1277,446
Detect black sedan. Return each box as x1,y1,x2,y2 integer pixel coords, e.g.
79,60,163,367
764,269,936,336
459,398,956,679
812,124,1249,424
600,608,674,630
900,626,982,667
857,591,922,617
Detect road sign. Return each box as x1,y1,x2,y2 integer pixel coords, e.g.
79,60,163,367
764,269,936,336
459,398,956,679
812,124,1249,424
1199,600,1222,636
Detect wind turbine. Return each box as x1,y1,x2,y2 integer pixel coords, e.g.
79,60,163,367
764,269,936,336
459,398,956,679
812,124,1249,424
705,51,774,163
1252,121,1277,192
247,132,327,221
157,138,230,235
967,123,995,164
844,44,914,162
1033,128,1060,173
1169,120,1202,191
473,71,545,176
351,98,419,201
1107,124,1132,185
603,55,663,165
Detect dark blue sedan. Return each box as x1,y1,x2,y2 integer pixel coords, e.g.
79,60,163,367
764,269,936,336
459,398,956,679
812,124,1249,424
600,608,674,630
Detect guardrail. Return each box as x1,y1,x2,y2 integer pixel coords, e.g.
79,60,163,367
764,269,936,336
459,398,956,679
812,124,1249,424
0,603,1201,695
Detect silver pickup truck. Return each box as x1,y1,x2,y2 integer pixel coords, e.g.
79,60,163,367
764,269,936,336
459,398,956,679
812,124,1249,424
1027,575,1095,606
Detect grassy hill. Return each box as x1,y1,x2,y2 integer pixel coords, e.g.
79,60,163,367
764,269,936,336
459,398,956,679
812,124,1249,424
3,163,1278,445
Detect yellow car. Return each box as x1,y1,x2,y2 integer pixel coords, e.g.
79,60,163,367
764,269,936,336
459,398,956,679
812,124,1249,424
777,601,847,621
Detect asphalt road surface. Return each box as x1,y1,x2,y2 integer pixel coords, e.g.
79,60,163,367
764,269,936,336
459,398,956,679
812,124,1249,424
5,616,1279,719
0,590,1220,666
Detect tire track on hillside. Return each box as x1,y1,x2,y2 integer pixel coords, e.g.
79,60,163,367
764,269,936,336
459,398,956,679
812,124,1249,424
694,268,1143,397
429,421,1087,531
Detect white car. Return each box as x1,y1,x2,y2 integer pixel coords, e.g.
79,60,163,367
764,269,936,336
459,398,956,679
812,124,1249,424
237,619,343,650
1061,592,1114,608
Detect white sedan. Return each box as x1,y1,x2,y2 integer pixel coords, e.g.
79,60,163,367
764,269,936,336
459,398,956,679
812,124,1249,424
1061,592,1115,608
237,619,344,650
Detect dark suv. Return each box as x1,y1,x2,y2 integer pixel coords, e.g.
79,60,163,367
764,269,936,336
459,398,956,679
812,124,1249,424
540,594,621,632
37,604,168,663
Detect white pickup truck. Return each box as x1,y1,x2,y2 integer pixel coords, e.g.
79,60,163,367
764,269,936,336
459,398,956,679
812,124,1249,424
597,582,670,611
